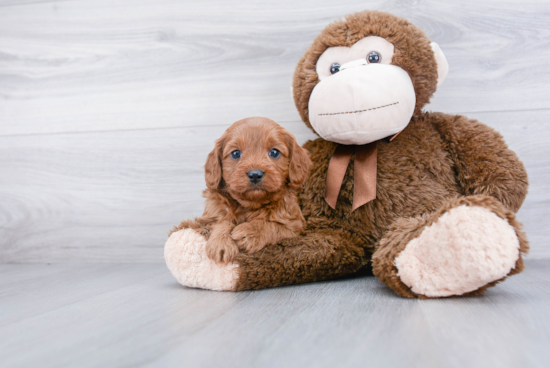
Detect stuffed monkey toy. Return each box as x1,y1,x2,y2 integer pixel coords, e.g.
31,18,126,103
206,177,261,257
165,10,529,298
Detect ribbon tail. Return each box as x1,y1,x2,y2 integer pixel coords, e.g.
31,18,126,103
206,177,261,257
325,145,353,209
352,142,378,211
389,131,402,141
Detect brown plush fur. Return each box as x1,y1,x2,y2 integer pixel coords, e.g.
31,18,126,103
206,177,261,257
231,112,528,293
172,117,311,263
173,11,529,297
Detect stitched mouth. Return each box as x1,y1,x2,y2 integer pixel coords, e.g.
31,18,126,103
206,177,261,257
318,102,399,116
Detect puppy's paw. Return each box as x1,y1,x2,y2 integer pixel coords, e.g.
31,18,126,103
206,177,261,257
231,223,267,254
205,237,239,264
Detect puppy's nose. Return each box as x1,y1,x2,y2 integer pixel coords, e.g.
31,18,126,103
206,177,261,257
247,170,264,184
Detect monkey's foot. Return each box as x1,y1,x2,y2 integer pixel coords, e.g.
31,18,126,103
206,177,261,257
373,196,528,298
395,205,521,297
164,229,239,291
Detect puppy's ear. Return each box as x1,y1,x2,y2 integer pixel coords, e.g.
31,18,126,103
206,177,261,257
205,136,224,190
287,134,311,189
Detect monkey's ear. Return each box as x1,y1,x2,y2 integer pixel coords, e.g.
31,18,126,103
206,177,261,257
430,42,449,87
204,137,224,190
288,137,312,189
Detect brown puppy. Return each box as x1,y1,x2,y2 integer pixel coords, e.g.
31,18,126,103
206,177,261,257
172,117,311,264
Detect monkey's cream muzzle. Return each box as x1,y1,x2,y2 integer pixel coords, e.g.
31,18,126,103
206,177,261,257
308,60,416,145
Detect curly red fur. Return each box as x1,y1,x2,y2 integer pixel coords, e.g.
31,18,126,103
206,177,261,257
172,117,311,263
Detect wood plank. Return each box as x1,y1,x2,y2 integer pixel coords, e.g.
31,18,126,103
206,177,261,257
0,109,548,262
1,0,549,262
0,0,549,136
0,261,548,368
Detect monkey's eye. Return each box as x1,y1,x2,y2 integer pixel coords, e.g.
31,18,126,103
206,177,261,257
269,149,281,159
367,51,381,63
231,150,241,159
330,63,341,74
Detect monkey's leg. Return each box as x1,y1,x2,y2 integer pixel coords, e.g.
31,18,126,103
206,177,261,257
371,195,529,299
165,227,367,291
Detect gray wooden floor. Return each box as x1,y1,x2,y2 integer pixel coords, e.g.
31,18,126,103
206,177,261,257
1,260,549,368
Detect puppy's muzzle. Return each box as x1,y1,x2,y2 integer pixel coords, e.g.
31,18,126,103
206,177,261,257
247,170,264,184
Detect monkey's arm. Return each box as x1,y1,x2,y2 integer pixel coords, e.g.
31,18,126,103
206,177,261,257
165,223,367,291
429,112,528,212
231,226,367,290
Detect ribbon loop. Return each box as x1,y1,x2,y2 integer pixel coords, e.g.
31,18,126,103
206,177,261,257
325,142,378,212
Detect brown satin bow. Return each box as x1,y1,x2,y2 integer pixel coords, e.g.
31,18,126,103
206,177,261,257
325,132,400,211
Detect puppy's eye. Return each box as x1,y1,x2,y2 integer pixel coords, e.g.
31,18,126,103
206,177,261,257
231,150,241,159
367,51,381,63
269,149,281,159
330,63,341,74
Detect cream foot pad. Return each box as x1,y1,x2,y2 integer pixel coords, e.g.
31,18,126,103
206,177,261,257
395,205,520,297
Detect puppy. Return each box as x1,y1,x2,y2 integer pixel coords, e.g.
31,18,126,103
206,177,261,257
172,117,311,264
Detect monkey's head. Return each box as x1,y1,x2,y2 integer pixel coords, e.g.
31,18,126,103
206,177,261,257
292,11,448,145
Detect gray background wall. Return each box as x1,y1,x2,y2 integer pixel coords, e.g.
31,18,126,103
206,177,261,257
1,0,548,262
